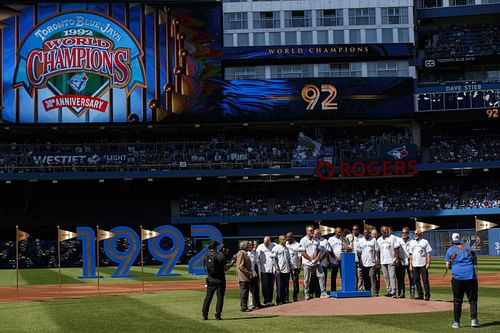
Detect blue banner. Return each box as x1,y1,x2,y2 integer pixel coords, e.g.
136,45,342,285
223,43,414,62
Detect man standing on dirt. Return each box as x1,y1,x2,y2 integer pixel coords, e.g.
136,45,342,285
202,241,235,320
301,225,329,299
409,228,432,301
445,233,479,329
377,226,400,297
257,236,276,306
286,232,302,302
272,235,292,305
236,241,253,312
358,228,379,295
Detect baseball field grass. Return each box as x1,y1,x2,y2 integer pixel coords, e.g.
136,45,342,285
0,257,499,333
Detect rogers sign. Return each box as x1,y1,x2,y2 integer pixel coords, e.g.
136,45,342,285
315,160,417,180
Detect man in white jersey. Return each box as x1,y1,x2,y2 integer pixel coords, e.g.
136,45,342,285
300,225,328,299
395,227,414,298
346,224,364,290
357,228,380,295
286,232,301,302
409,228,432,301
371,229,381,295
272,235,292,305
327,227,343,292
314,229,331,292
256,236,276,306
247,241,263,309
377,226,400,297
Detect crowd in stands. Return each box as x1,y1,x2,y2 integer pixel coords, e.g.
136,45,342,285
335,132,411,160
178,184,500,217
0,132,413,172
423,23,500,59
179,195,268,217
3,133,500,170
429,136,500,163
275,190,365,214
370,185,461,212
464,184,500,209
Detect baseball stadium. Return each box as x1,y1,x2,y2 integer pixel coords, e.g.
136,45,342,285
0,0,500,332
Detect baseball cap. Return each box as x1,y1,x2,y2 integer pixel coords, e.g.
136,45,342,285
452,233,460,244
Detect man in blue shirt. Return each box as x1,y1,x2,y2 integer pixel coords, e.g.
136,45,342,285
445,233,479,329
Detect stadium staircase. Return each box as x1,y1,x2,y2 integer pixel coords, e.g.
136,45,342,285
170,200,180,218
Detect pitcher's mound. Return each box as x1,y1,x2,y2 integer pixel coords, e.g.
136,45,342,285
252,297,455,316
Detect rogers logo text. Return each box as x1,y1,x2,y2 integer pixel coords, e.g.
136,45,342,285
26,36,130,89
316,160,418,180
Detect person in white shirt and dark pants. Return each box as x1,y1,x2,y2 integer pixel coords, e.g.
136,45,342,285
272,235,292,305
247,241,263,309
409,228,432,301
396,227,414,298
327,228,343,292
357,228,380,296
257,236,276,306
286,232,302,302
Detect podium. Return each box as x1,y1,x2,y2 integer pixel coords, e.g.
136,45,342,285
330,252,371,298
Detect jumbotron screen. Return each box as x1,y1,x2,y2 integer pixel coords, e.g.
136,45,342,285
0,2,222,124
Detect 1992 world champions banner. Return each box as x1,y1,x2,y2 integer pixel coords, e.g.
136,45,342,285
0,2,222,123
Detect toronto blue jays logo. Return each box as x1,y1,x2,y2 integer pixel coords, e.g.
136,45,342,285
13,11,146,117
387,146,409,160
68,73,89,92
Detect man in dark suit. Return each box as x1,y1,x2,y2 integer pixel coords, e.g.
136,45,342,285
202,241,235,320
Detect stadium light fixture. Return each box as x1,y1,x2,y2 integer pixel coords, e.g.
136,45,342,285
147,178,154,182
196,177,202,181
5,180,11,184
294,175,300,179
243,176,249,180
98,179,105,183
51,126,57,130
483,168,489,172
99,126,105,130
52,180,58,184
242,123,248,127
4,126,10,130
436,170,443,174
194,124,200,128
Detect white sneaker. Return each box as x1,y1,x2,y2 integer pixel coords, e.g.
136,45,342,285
471,319,479,328
320,294,329,299
451,321,460,329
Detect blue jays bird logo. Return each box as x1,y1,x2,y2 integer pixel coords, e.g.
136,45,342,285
67,73,89,92
387,146,409,160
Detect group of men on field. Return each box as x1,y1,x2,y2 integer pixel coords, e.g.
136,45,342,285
230,224,433,314
202,225,479,328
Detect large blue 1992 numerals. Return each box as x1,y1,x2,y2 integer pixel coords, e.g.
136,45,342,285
148,226,185,276
188,225,223,275
103,226,140,278
79,225,222,278
76,227,97,278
